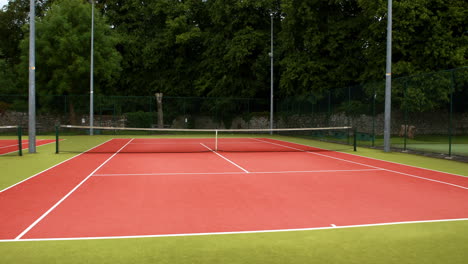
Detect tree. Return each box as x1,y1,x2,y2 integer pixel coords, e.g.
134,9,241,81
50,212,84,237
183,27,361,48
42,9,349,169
100,0,278,99
0,50,16,93
278,0,367,98
0,0,50,65
0,0,51,95
357,0,468,112
358,0,468,80
19,0,121,122
195,0,275,98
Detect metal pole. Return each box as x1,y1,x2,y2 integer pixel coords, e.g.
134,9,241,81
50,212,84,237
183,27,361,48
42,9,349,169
269,12,274,134
89,1,95,135
383,0,392,152
28,0,36,153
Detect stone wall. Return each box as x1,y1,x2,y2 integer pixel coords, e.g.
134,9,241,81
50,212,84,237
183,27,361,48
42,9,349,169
2,110,468,136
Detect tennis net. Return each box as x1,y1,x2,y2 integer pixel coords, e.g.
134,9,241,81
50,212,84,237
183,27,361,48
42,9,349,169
0,125,23,156
56,125,356,153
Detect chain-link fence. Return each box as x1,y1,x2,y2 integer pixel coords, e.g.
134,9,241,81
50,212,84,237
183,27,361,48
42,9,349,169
275,67,468,158
0,94,272,130
1,67,467,158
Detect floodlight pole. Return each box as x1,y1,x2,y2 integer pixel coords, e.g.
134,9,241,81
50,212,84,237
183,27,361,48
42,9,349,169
383,0,392,152
89,0,95,135
269,12,274,134
28,0,36,153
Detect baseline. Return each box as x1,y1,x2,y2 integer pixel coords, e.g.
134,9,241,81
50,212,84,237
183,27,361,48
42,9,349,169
11,165,468,240
0,218,465,242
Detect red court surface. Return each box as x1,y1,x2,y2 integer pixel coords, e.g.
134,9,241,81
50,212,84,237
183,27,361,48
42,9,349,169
0,139,56,155
0,138,467,241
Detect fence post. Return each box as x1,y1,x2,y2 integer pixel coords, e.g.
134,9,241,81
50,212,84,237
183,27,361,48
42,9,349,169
353,127,357,152
55,125,59,154
327,90,331,127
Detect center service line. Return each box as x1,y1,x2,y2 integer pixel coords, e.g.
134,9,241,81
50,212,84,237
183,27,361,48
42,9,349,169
200,143,250,173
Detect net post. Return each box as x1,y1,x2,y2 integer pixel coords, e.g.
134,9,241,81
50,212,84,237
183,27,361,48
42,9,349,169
215,130,218,151
353,127,357,152
55,125,59,154
18,126,23,156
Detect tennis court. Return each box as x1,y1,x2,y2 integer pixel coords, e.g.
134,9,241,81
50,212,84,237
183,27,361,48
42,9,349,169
0,134,467,241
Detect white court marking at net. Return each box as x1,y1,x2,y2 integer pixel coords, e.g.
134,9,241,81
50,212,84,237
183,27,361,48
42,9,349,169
128,141,268,145
201,143,250,173
0,139,53,150
0,139,109,193
0,143,22,149
129,142,210,145
252,138,468,190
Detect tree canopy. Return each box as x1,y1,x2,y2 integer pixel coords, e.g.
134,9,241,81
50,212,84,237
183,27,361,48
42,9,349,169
0,0,466,102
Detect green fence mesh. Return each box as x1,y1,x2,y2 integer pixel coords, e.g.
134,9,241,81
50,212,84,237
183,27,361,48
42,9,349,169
1,67,467,159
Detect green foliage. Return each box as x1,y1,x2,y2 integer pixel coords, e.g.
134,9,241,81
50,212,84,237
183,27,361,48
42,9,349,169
358,0,468,79
0,52,16,94
0,0,466,114
338,100,369,116
19,0,121,97
125,111,154,128
279,0,367,96
0,0,53,95
0,0,50,65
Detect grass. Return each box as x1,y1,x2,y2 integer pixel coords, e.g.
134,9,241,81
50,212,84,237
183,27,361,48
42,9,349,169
392,143,468,156
1,220,468,264
354,133,468,157
1,135,467,263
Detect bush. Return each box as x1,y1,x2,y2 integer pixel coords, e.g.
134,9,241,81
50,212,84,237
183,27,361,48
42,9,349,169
125,111,155,128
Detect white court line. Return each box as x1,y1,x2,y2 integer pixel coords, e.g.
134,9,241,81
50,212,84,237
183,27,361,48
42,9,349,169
200,143,250,173
0,139,60,156
0,139,51,149
130,142,206,145
0,139,109,193
0,143,22,149
1,218,466,242
260,137,468,178
253,138,468,190
93,168,383,177
14,139,135,240
129,142,263,145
